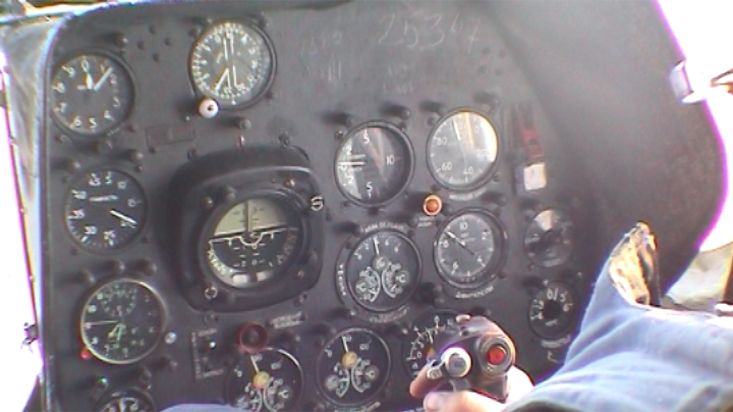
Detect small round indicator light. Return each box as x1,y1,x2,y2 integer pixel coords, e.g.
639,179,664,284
423,194,443,216
80,347,93,361
486,344,507,366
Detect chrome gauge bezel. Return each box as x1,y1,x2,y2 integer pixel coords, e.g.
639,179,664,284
79,278,167,365
188,20,276,109
426,108,501,191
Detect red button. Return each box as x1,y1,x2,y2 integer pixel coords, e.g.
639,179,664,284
486,344,507,366
80,347,93,361
423,194,443,216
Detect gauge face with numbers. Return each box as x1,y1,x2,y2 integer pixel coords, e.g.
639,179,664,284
190,21,275,108
96,389,156,412
316,328,391,407
226,348,303,411
50,53,134,136
427,110,499,190
434,210,505,288
335,123,414,206
528,282,577,340
524,209,574,267
65,169,146,252
345,230,420,312
80,279,165,365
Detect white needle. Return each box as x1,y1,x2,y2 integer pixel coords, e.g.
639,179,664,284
341,336,350,352
338,161,367,167
85,320,118,327
373,237,380,255
89,195,119,203
214,68,230,92
251,356,260,373
92,67,113,91
109,209,137,227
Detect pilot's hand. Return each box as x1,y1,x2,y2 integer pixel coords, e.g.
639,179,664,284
409,366,534,412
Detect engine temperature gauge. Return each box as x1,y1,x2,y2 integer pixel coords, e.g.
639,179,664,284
226,348,303,411
345,230,420,312
316,328,390,408
402,310,458,377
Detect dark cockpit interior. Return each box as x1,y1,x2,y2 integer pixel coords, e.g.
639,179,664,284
0,1,724,411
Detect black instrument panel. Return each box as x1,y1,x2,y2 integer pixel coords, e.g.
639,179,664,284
42,1,597,410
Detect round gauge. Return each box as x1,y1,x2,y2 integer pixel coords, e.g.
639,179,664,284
190,21,275,108
524,209,574,267
528,282,577,339
345,230,420,312
226,348,303,412
334,123,413,205
316,328,390,407
434,210,506,288
402,310,458,377
427,110,499,190
65,169,146,252
50,53,134,136
204,196,303,288
96,389,155,412
80,279,165,365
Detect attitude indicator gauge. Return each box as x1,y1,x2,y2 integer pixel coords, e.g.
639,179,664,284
80,279,165,365
434,210,506,288
427,110,499,190
316,328,390,408
335,122,413,206
524,209,574,268
190,21,275,108
344,230,420,312
402,310,458,377
50,52,134,136
226,348,303,411
65,169,146,252
204,196,303,288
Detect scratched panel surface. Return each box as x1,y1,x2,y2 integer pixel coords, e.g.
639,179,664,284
42,1,597,410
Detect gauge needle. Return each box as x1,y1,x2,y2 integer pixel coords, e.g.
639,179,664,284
109,209,138,228
92,67,113,91
85,320,119,327
341,336,350,353
251,356,261,373
373,238,380,255
215,68,231,92
445,231,477,256
89,195,119,203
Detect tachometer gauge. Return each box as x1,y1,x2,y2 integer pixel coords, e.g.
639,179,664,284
65,169,146,252
434,210,506,288
96,389,155,412
402,310,457,377
204,196,303,288
345,230,420,312
427,110,499,190
335,123,413,206
528,282,577,340
190,21,275,108
317,328,390,408
80,279,165,365
226,348,303,412
524,209,574,267
50,52,134,136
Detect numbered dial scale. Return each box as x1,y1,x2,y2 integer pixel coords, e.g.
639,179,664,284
316,328,391,407
203,196,303,288
427,110,500,190
528,282,577,340
190,21,275,108
345,230,420,312
50,52,134,136
80,279,165,364
225,348,303,412
402,310,458,377
434,210,506,288
334,123,414,206
65,169,146,252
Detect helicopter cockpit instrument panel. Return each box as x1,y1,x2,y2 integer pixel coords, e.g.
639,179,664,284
1,0,723,411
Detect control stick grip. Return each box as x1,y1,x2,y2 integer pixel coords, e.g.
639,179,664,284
424,315,515,402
